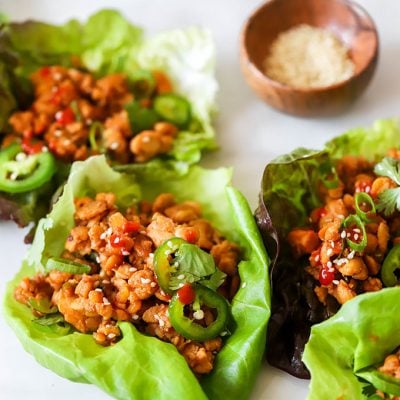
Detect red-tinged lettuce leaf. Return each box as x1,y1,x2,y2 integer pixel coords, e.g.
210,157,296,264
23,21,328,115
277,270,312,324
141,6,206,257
256,118,400,379
4,156,270,400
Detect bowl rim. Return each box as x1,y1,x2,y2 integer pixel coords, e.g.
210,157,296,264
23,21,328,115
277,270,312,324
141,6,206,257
240,0,379,93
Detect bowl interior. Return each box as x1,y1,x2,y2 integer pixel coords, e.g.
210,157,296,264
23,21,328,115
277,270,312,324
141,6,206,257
244,0,378,83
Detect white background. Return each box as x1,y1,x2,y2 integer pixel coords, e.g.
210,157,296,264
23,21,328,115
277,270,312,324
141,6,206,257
0,0,399,399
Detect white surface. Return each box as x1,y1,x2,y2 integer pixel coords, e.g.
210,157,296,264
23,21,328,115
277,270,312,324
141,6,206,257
0,0,399,399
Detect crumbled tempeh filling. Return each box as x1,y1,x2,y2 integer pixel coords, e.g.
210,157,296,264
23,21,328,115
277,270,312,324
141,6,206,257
14,192,241,374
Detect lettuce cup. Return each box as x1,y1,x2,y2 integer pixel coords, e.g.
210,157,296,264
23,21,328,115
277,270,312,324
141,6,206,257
4,156,270,400
256,118,400,396
0,10,217,233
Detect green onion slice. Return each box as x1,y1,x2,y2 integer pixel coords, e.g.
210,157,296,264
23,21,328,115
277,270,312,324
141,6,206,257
88,121,104,152
342,214,367,253
319,161,340,189
46,257,91,274
354,192,376,222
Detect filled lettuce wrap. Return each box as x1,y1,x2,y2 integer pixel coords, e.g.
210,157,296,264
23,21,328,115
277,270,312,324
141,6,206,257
255,118,400,395
4,155,270,400
0,9,217,232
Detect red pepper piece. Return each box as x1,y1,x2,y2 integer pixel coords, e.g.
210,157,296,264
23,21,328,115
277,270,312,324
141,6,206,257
21,138,45,155
55,107,75,125
177,283,196,305
319,267,335,286
184,228,198,244
123,221,141,234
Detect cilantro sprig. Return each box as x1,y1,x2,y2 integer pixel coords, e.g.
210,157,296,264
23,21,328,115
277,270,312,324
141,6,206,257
374,157,400,216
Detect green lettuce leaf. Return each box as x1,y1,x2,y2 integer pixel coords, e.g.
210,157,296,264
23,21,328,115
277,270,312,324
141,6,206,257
304,288,400,400
257,117,400,386
0,9,217,229
4,155,270,400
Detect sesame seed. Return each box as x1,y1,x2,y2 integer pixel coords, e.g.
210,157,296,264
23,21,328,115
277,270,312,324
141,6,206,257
340,231,346,239
347,232,351,238
193,310,204,320
106,227,113,236
354,233,359,240
95,256,100,263
174,262,179,267
122,250,130,256
114,237,120,244
347,251,355,259
149,253,154,259
10,172,18,181
150,282,157,287
332,280,339,285
177,274,185,280
353,228,361,233
178,283,184,288
107,333,116,339
315,254,320,262
330,241,335,248
337,214,345,219
140,278,151,284
365,186,371,193
129,267,137,272
95,288,102,292
103,298,110,305
242,282,247,289
15,152,27,162
132,314,139,320
220,331,228,337
142,136,151,143
100,232,107,240
327,261,333,268
42,146,48,152
110,142,119,150
158,319,165,327
327,248,333,256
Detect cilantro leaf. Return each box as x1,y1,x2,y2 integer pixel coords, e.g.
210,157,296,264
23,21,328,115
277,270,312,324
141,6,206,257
376,187,400,216
374,157,400,185
174,243,216,277
201,268,227,291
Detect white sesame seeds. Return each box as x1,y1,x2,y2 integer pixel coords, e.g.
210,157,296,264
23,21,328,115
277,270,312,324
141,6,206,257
95,288,103,292
173,262,179,267
132,314,139,320
220,331,228,337
177,274,185,280
354,233,359,240
340,231,346,239
332,280,339,285
337,214,345,220
42,146,48,152
347,250,355,259
9,172,18,181
122,250,130,256
140,278,151,284
178,283,185,288
241,282,247,289
315,254,320,262
326,261,333,268
330,241,335,248
365,186,371,193
327,248,333,256
353,228,361,233
100,232,107,240
150,282,157,287
193,310,204,320
142,136,151,143
107,333,116,339
333,257,348,266
110,142,119,150
95,256,100,263
103,298,111,305
129,267,137,272
149,253,154,259
15,152,27,162
114,237,120,244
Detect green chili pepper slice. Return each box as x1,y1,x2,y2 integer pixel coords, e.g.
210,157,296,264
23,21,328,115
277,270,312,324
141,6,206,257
168,284,229,341
46,257,91,274
0,143,56,193
153,237,187,295
354,192,376,222
342,214,367,252
125,101,159,133
153,93,191,127
381,245,400,287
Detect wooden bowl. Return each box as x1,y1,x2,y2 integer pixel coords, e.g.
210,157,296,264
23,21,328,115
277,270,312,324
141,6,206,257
240,0,379,117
